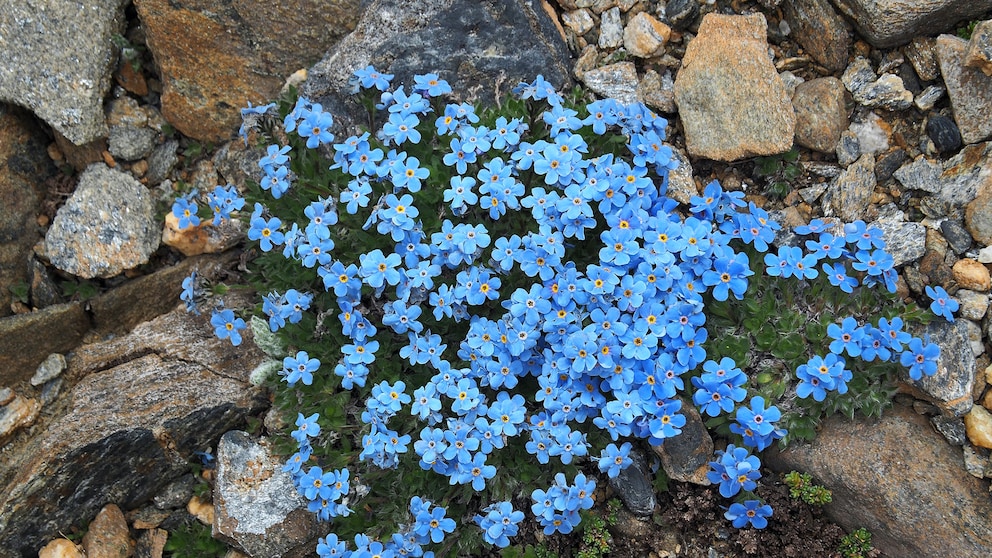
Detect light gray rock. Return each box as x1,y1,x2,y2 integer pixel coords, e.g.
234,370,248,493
31,353,66,387
829,153,875,222
45,163,159,279
580,62,639,105
637,69,676,113
767,404,992,557
835,129,860,166
936,34,992,145
673,13,795,161
108,125,158,161
914,84,946,111
0,1,127,145
893,155,942,194
562,9,595,36
913,319,977,416
841,57,913,110
599,7,624,49
214,431,319,557
964,19,992,76
831,0,992,48
958,290,989,321
873,219,925,267
146,139,179,185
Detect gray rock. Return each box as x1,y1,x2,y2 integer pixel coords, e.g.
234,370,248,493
0,302,268,556
0,1,127,145
792,77,849,153
108,125,157,161
31,353,66,387
0,392,40,445
665,147,695,205
831,0,992,48
0,303,90,387
936,34,992,145
914,84,946,111
580,62,639,105
766,404,992,557
964,19,992,76
607,449,656,517
849,112,890,154
905,37,941,81
45,163,159,279
874,149,907,182
637,69,676,113
829,153,875,222
931,414,968,446
927,113,963,155
153,476,198,510
782,0,851,72
146,139,179,185
841,57,913,110
562,8,595,36
893,155,942,194
664,0,699,31
673,13,795,161
599,7,624,49
214,431,319,557
940,219,974,254
956,289,989,321
873,220,925,267
912,319,976,416
301,0,572,133
651,397,713,485
835,130,861,166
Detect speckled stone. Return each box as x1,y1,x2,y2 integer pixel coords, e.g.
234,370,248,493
792,77,849,153
937,34,992,145
956,289,989,321
964,19,992,76
842,57,913,110
830,153,875,222
623,11,670,58
953,258,991,291
782,0,851,72
598,7,623,49
874,220,926,267
831,0,992,48
941,219,974,254
579,61,639,105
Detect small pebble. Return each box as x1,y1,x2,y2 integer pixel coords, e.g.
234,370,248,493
926,114,962,154
665,0,699,31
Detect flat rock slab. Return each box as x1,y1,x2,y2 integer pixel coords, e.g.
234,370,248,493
831,0,992,48
937,34,992,145
766,404,992,557
0,1,127,145
673,13,795,161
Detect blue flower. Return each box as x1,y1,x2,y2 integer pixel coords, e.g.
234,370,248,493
702,251,753,301
298,109,334,148
827,316,865,357
283,351,320,386
925,285,959,322
180,271,201,315
414,504,456,544
474,501,524,548
735,396,780,437
352,65,394,91
900,337,941,380
211,307,246,346
292,412,321,444
359,249,403,289
172,196,200,229
382,112,422,145
725,500,773,529
823,262,858,293
597,442,633,479
247,204,284,252
707,444,762,498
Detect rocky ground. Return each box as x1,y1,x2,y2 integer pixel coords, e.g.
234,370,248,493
3,0,992,557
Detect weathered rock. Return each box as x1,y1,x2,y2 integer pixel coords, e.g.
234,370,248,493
905,36,941,81
965,405,992,448
0,392,41,445
939,142,992,207
608,449,656,516
673,13,795,161
162,213,245,257
835,129,860,166
829,153,875,222
623,12,670,58
873,219,925,267
37,539,84,558
0,303,91,387
664,0,699,31
0,1,127,145
0,105,57,317
894,155,942,194
637,69,676,114
912,319,976,416
927,113,963,154
599,7,623,49
874,149,907,182
931,413,969,446
651,398,713,485
134,529,168,558
957,289,989,321
941,219,974,254
82,504,131,558
302,0,573,133
792,77,849,153
214,431,318,557
135,0,360,143
782,0,851,72
964,164,992,243
579,62,639,105
31,353,67,387
936,34,992,145
964,19,992,76
665,148,696,205
45,163,159,279
849,112,890,155
953,258,992,291
831,0,992,48
108,125,158,162
0,301,268,556
147,139,179,185
841,57,913,110
562,8,595,36
914,84,946,111
766,404,992,557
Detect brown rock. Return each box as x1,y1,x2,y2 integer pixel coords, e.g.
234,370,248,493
936,34,992,145
953,258,992,291
161,212,244,257
134,529,167,558
964,19,992,76
0,393,41,445
674,13,795,161
623,12,671,58
0,302,91,387
792,77,849,153
115,60,149,96
830,153,875,222
965,405,992,448
651,397,713,485
965,172,992,246
134,0,361,143
187,495,215,525
905,36,941,81
38,539,84,558
766,404,992,557
782,0,851,72
831,0,992,48
82,504,131,558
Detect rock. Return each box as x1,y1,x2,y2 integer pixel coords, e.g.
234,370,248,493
38,539,84,558
162,213,245,257
957,289,989,321
623,12,671,58
214,431,319,557
45,163,159,279
599,7,624,49
608,449,656,517
965,405,992,448
664,0,699,31
0,301,268,556
874,149,907,182
829,153,875,222
0,105,57,317
980,245,992,263
937,34,992,145
964,19,992,76
153,476,198,510
782,0,851,72
30,258,63,309
841,57,913,110
108,125,158,162
82,504,131,558
835,130,861,166
964,318,984,356
831,0,992,48
792,77,849,153
134,529,168,558
579,62,639,105
31,353,67,387
562,9,595,36
665,148,696,205
931,414,969,446
873,220,926,267
849,111,889,154
914,84,946,111
651,397,713,485
637,69,676,113
766,404,992,557
905,37,942,81
893,155,942,194
939,142,992,207
673,13,795,161
188,495,215,526
0,303,90,387
0,1,127,145
912,319,976,416
965,179,992,245
146,139,179,185
927,113,963,154
0,392,41,445
941,219,974,254
135,0,360,143
953,258,992,291
301,0,573,133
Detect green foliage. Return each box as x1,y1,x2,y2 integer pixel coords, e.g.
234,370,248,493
838,527,874,558
60,279,99,301
110,33,146,72
576,508,613,558
956,20,979,39
783,471,832,506
8,281,29,305
753,147,803,199
163,521,229,558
